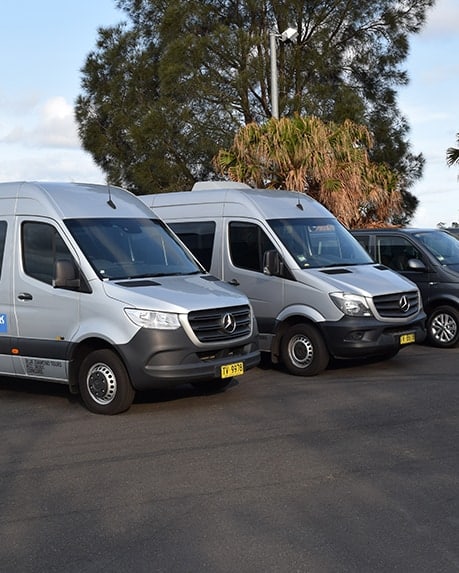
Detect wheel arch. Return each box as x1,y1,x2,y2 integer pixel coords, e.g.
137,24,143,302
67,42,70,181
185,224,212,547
424,295,459,316
68,337,125,394
271,313,325,363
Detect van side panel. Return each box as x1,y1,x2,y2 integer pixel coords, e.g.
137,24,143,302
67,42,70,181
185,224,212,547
0,214,15,375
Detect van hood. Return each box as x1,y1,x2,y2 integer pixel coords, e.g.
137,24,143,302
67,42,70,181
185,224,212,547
101,274,249,312
295,263,418,296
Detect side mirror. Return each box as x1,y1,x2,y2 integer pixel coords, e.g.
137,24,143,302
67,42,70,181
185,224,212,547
407,258,427,272
53,259,81,289
263,250,282,276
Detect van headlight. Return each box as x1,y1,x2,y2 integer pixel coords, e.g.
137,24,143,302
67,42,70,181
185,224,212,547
124,308,181,329
329,293,372,317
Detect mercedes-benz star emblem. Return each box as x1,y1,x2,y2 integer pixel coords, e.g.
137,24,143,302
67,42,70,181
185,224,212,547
399,295,410,313
222,313,237,333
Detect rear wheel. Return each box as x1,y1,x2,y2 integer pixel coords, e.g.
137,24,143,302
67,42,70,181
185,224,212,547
78,349,135,414
281,323,329,376
426,305,459,348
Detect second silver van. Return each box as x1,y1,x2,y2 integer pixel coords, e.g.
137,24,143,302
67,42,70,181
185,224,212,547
140,182,426,376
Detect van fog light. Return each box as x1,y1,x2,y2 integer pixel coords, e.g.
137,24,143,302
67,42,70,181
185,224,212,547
346,331,365,341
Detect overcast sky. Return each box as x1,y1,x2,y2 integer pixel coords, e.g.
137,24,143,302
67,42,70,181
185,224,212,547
1,0,458,227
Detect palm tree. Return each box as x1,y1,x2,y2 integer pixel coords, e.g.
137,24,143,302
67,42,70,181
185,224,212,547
214,116,402,228
446,133,459,167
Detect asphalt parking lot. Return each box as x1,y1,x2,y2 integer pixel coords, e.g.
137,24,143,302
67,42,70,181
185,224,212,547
0,342,458,572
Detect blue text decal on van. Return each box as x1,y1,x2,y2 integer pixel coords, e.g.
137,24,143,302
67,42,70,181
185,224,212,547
0,314,7,332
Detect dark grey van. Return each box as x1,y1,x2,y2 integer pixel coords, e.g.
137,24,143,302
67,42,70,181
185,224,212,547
352,228,459,348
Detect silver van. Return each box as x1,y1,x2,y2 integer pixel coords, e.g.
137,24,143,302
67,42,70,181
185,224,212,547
140,182,426,376
0,181,259,414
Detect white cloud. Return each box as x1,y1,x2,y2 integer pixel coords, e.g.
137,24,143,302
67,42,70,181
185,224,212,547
422,0,459,37
0,95,104,183
1,96,80,149
0,96,80,149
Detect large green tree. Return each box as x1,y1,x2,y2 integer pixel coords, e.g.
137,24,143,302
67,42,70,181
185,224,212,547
76,0,432,221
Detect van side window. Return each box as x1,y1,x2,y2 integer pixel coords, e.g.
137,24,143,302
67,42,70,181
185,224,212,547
229,222,276,272
354,234,371,254
377,236,423,271
168,221,216,271
22,222,74,285
0,221,6,278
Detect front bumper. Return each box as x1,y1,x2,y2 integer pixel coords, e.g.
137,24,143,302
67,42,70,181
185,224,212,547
119,326,260,391
319,312,426,359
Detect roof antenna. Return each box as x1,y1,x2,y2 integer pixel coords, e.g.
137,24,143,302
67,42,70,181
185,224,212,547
106,180,117,209
296,190,304,210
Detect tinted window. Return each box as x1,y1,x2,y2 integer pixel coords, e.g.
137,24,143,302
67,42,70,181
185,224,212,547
229,222,276,272
376,236,424,271
414,230,459,265
353,234,371,254
169,221,216,271
22,222,74,285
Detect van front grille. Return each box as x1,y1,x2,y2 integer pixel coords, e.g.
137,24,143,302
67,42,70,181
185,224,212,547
373,290,419,318
188,305,252,343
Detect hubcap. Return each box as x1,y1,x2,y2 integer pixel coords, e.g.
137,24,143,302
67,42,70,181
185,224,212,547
431,313,457,344
288,334,314,368
87,363,117,405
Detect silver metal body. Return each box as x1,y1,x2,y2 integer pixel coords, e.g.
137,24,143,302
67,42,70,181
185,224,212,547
0,181,259,390
140,183,426,362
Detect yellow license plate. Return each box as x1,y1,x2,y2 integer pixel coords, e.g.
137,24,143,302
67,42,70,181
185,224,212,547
400,333,416,345
221,362,244,378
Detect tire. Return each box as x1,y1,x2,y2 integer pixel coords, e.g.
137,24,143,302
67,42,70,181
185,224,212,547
191,379,232,393
281,323,329,376
426,305,459,348
78,349,135,414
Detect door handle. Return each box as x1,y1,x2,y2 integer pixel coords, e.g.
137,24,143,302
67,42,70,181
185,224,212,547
228,279,240,286
18,292,33,301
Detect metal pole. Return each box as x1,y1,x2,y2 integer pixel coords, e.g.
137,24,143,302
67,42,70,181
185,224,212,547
270,31,279,119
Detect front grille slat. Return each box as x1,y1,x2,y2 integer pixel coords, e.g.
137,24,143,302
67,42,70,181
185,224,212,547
373,290,419,318
188,305,252,343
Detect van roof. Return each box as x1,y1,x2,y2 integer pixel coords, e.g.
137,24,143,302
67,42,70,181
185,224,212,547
0,181,153,219
141,182,333,220
352,227,446,235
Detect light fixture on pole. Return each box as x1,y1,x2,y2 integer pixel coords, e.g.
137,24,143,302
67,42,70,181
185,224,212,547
270,27,298,119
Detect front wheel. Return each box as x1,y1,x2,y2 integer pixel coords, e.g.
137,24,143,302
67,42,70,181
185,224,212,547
281,323,329,376
426,305,459,348
78,349,135,414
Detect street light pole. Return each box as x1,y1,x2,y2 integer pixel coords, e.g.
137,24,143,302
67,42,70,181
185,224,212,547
270,31,279,119
269,27,299,119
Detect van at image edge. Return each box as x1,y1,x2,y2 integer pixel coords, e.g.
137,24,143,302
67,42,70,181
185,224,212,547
140,181,426,376
352,227,459,348
0,181,260,414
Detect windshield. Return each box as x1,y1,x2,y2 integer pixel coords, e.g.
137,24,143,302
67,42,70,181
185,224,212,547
268,217,373,269
414,230,459,265
65,218,201,280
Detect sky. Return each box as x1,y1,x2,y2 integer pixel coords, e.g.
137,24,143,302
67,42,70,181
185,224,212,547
1,0,458,227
